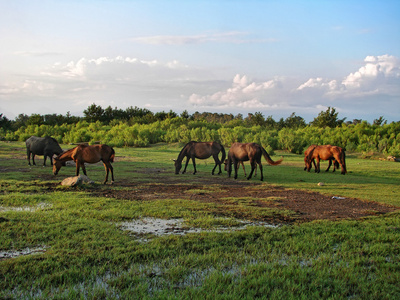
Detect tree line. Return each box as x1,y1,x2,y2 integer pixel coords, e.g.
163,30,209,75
1,104,399,157
0,103,387,131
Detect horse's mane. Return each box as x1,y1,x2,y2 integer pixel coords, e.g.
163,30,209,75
177,141,196,160
56,147,76,160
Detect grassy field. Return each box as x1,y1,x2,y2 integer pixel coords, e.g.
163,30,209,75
1,141,399,299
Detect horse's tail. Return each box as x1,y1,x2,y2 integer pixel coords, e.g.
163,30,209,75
340,149,347,173
220,143,226,164
261,147,283,165
109,147,115,163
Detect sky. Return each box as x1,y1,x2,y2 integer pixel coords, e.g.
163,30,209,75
0,0,399,123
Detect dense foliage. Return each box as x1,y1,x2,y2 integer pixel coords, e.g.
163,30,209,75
1,106,399,156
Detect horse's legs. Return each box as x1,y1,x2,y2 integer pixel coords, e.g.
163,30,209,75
76,161,87,176
325,159,332,172
247,160,257,180
315,158,321,173
182,157,190,174
81,163,87,176
191,157,197,174
109,163,114,182
103,162,114,184
333,160,339,172
240,162,247,177
312,159,317,171
43,155,47,167
32,154,36,166
27,151,31,166
233,161,239,179
333,154,346,175
212,154,221,175
75,162,80,176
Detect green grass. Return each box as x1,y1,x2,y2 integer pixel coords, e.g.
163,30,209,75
1,141,399,299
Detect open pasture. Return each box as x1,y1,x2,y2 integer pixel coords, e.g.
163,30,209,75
1,141,399,299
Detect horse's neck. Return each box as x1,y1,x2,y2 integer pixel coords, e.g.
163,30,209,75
59,149,75,162
177,146,189,161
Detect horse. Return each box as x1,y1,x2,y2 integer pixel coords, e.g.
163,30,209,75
25,136,63,166
224,159,257,177
226,143,283,181
53,144,115,184
174,141,226,175
306,145,347,175
304,145,339,172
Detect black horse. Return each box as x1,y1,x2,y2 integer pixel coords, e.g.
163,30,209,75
174,141,226,175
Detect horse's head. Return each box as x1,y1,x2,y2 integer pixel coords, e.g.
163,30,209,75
223,159,229,171
52,157,65,175
173,159,182,174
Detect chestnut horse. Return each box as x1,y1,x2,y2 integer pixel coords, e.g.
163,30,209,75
53,144,115,184
226,143,283,181
174,141,226,175
304,145,339,172
306,145,346,175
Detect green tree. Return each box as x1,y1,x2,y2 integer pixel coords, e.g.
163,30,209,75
284,112,306,128
373,116,387,126
84,103,104,122
310,107,346,128
27,114,45,126
0,113,11,131
180,110,190,119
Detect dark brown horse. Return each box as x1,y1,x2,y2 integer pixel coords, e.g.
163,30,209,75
227,143,283,181
306,145,347,175
174,141,226,175
53,144,115,184
304,145,339,172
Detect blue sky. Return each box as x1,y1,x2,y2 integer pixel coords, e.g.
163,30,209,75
1,0,399,122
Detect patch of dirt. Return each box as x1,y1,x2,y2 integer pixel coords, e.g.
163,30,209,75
92,175,398,224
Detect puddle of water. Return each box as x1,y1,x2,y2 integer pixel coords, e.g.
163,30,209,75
0,202,52,212
0,246,49,260
118,217,279,241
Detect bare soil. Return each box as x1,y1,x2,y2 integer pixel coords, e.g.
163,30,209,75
92,173,398,224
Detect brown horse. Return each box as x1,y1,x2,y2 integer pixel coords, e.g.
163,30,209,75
304,145,339,172
174,141,226,175
53,144,115,184
306,145,346,175
227,143,283,181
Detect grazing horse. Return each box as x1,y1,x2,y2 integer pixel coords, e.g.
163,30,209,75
227,143,283,181
306,145,347,175
174,141,226,175
53,144,115,184
25,136,63,166
304,145,339,172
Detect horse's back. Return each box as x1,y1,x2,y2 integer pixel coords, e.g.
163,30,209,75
229,143,255,161
192,142,214,159
26,136,61,154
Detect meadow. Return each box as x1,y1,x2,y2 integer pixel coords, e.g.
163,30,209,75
1,141,399,299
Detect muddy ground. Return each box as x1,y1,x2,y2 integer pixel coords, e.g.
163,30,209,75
1,156,398,224
91,172,398,224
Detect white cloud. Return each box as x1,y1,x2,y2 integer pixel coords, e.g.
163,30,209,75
297,54,400,97
188,74,279,109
